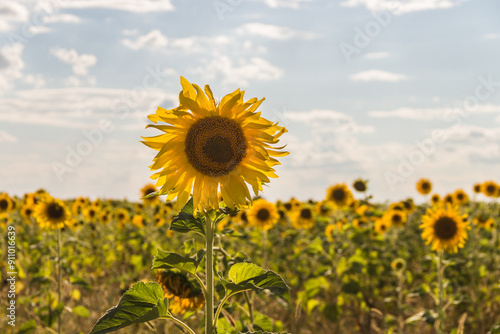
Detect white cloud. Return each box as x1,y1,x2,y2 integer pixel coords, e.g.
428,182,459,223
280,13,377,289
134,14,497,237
349,69,408,82
27,25,52,35
368,104,500,120
285,109,375,134
57,0,174,13
189,56,283,86
0,43,24,92
23,74,45,88
0,131,18,143
0,1,29,31
51,48,97,76
237,23,317,40
252,0,311,9
340,0,467,15
42,13,82,24
484,33,500,40
365,51,390,59
122,29,138,36
122,29,168,51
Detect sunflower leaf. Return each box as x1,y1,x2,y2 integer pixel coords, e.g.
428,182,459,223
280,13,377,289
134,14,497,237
89,282,170,334
220,262,289,297
142,191,160,199
152,249,205,275
170,199,205,236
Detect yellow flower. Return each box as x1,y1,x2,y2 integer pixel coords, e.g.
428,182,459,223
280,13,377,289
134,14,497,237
140,183,159,205
472,183,482,194
383,210,406,227
481,180,498,197
374,218,390,235
247,199,279,231
132,214,145,228
315,200,333,217
420,205,469,253
325,183,353,208
391,258,406,272
142,77,288,212
0,193,14,218
114,207,130,227
416,178,432,195
453,189,469,206
388,202,405,211
325,221,343,241
20,204,35,222
473,215,495,230
402,198,415,213
83,204,100,223
352,217,371,229
431,194,441,206
33,197,74,229
291,206,315,229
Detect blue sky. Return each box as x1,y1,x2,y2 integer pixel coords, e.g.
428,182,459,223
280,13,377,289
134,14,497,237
1,0,499,203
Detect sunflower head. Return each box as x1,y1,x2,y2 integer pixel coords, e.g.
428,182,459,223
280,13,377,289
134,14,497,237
384,210,406,227
0,193,14,217
291,205,315,229
33,197,74,229
391,258,406,272
142,77,288,213
374,218,390,235
325,183,353,208
416,178,432,195
472,183,482,194
420,205,470,253
140,183,159,205
352,178,368,192
247,199,279,231
156,271,204,315
473,215,495,230
431,194,441,206
482,180,498,197
453,189,469,206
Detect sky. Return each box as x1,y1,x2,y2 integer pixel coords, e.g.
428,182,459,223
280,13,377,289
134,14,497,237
1,0,500,204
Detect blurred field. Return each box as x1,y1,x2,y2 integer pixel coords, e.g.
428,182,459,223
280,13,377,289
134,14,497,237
0,187,499,334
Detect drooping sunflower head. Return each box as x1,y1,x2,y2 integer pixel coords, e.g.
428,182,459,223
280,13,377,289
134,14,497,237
453,189,469,206
156,270,204,315
33,197,74,230
247,198,279,231
352,178,368,192
140,183,159,205
325,183,353,208
481,180,498,197
142,77,288,213
416,178,432,195
420,205,470,253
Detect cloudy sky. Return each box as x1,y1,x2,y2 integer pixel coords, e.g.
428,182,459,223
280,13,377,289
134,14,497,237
1,0,499,203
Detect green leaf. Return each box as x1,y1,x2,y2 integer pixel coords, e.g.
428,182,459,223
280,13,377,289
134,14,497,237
221,262,289,296
341,280,360,295
17,320,37,334
322,303,340,323
170,199,205,236
89,282,170,334
253,312,273,332
72,305,90,318
152,249,205,275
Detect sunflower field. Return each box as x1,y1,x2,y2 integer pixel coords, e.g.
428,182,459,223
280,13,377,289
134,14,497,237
1,79,500,334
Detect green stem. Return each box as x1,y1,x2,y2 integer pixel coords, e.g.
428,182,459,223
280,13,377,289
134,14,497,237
57,227,62,334
244,291,255,331
437,250,444,334
205,212,214,334
213,294,232,328
162,316,197,334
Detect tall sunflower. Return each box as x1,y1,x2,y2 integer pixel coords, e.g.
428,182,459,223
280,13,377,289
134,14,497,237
420,205,469,253
383,210,406,228
431,194,441,206
352,178,368,192
247,199,279,231
142,77,288,212
481,180,498,197
453,189,469,206
140,183,159,205
33,197,74,229
156,271,204,315
291,206,315,229
0,193,14,218
325,183,353,208
416,178,432,195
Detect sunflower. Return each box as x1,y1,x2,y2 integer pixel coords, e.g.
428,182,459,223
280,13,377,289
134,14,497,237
388,202,405,211
156,271,204,315
416,178,432,195
443,194,454,205
402,198,415,213
325,183,353,208
352,178,368,192
0,193,14,218
383,210,406,227
140,183,159,205
247,199,279,231
352,217,370,229
114,207,130,227
374,218,390,235
473,215,495,230
472,183,482,194
325,222,343,242
453,189,469,206
20,204,35,222
420,205,470,253
315,200,333,217
33,197,74,229
83,205,100,223
431,194,441,206
482,181,498,197
153,214,167,227
141,77,288,213
391,258,406,272
291,206,315,229
132,214,145,228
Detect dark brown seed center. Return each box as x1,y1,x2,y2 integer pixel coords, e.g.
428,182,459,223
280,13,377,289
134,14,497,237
332,189,345,201
300,208,312,219
0,199,8,210
434,216,458,240
47,203,64,220
256,208,270,221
